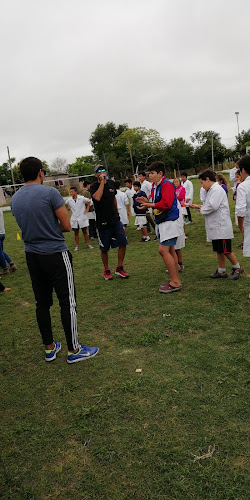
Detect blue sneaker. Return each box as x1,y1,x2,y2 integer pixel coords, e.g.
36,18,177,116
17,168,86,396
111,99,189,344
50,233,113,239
45,342,61,362
67,345,99,364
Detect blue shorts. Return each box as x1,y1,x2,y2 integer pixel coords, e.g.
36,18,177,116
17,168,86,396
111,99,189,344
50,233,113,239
159,237,177,247
97,220,128,252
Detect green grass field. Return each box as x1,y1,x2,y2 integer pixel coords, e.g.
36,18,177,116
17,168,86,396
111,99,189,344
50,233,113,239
1,177,249,499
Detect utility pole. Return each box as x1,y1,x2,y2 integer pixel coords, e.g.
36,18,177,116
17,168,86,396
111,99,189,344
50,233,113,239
7,146,16,193
235,112,240,137
211,135,214,170
127,137,135,177
235,112,240,153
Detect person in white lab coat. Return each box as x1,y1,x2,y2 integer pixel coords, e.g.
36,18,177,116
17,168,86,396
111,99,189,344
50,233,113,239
114,181,130,228
181,172,194,224
236,155,250,257
65,187,93,250
124,179,136,217
190,169,243,280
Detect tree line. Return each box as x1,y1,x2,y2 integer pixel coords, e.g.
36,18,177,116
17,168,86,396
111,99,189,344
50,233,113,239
1,123,250,185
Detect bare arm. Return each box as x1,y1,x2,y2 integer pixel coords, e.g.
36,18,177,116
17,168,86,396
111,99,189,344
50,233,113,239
92,174,106,201
55,205,71,232
65,203,72,214
84,201,90,214
238,216,244,238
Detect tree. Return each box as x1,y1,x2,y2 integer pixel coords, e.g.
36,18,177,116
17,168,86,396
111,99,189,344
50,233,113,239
114,127,167,174
190,131,227,166
89,122,129,161
0,162,12,185
50,157,68,173
235,129,250,155
166,138,194,173
68,156,95,177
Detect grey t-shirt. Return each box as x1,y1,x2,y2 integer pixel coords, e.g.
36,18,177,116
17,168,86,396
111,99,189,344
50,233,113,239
11,184,68,254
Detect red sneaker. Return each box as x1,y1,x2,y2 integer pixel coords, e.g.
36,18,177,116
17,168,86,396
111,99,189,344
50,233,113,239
104,269,113,280
115,266,130,278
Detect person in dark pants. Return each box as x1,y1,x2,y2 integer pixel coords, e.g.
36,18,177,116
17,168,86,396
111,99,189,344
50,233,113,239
181,172,194,224
11,157,98,364
0,281,11,292
82,180,97,239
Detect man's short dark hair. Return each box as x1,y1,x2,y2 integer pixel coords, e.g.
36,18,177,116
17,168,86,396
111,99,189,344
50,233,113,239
124,179,132,185
70,187,78,192
147,161,165,174
20,157,43,182
199,169,216,182
83,180,91,188
138,171,146,177
181,172,187,178
114,181,120,189
133,181,141,188
238,155,250,175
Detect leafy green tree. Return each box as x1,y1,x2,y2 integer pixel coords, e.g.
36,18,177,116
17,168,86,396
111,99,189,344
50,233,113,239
190,131,227,166
166,138,194,172
68,156,95,177
235,129,250,155
89,122,128,161
0,162,12,185
115,127,167,174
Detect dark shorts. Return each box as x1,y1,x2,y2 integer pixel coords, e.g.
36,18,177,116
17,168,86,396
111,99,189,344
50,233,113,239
97,220,128,252
212,239,232,254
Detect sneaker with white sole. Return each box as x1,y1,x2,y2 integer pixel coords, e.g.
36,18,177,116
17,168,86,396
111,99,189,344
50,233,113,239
86,244,93,249
115,266,129,278
74,246,79,251
210,269,228,278
67,345,99,364
104,269,113,280
228,266,244,280
45,342,61,362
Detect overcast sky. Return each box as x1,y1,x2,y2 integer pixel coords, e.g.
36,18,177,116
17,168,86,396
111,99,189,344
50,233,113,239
1,0,249,167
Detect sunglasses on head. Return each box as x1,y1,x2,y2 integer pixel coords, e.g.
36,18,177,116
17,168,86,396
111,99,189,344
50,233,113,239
97,168,106,173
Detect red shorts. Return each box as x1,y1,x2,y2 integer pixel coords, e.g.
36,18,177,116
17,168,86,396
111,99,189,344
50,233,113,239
212,239,232,254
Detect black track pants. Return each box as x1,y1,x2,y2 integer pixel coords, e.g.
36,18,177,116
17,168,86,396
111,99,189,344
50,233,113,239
26,251,79,351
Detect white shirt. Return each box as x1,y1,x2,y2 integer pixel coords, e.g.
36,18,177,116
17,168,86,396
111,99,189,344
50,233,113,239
181,179,193,203
115,190,129,225
200,187,207,203
125,187,136,216
65,195,90,228
229,166,238,184
235,176,250,257
0,208,5,234
200,182,233,240
140,179,152,199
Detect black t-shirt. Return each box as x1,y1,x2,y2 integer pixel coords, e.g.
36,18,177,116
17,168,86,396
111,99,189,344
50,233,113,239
90,180,119,229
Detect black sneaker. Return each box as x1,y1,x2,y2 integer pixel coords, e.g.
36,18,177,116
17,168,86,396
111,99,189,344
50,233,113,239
228,267,244,280
210,269,228,278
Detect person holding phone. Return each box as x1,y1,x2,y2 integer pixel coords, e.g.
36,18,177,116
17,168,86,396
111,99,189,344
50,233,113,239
90,165,129,281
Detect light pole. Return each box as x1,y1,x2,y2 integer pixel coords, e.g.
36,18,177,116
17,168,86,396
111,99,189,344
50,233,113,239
235,112,240,137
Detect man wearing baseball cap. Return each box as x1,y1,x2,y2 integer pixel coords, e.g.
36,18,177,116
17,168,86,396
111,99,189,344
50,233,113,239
90,165,129,280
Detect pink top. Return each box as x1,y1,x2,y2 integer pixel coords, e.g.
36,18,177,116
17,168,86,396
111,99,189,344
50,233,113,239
175,185,186,202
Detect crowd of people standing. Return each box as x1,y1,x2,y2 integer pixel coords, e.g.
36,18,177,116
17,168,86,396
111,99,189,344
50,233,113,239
1,155,250,363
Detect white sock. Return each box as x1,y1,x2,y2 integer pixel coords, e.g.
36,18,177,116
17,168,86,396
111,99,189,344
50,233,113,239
232,263,240,269
218,268,226,273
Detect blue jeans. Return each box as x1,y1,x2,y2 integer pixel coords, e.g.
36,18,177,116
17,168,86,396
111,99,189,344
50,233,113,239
0,234,13,270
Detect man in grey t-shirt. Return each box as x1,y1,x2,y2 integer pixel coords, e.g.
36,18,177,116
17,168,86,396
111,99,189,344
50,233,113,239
11,157,98,364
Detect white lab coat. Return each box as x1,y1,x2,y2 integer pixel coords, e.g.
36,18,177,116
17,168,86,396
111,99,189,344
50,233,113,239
140,180,152,199
200,183,233,241
65,195,90,229
115,190,129,225
235,176,250,257
125,187,136,216
181,179,193,204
